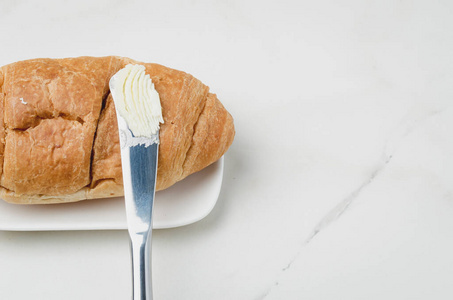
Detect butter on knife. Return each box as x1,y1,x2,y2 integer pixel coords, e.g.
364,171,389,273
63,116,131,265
110,64,164,137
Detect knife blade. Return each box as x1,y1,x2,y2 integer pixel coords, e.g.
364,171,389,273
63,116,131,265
116,114,158,300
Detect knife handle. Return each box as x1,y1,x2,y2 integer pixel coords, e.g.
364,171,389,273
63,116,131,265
130,230,153,300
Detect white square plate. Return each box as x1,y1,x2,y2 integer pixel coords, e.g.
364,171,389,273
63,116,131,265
0,157,223,231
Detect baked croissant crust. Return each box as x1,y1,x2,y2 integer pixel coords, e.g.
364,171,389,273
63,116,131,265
0,56,234,204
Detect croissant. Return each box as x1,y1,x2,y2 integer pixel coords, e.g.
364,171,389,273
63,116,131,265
0,56,234,204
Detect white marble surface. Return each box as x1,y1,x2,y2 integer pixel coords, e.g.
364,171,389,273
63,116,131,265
1,0,453,299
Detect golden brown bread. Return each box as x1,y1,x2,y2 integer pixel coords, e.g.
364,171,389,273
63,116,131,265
0,56,234,204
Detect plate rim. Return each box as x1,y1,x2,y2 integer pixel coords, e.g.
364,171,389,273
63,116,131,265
0,157,224,231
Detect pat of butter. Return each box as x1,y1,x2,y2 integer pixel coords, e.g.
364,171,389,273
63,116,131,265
109,64,164,138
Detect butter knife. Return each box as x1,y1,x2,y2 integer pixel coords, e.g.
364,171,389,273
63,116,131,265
117,114,159,300
110,63,163,300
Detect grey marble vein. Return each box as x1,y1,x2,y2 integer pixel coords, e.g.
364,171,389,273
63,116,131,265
304,107,445,245
305,153,392,244
259,154,393,299
259,106,446,299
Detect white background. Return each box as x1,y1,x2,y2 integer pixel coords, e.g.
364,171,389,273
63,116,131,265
1,0,453,299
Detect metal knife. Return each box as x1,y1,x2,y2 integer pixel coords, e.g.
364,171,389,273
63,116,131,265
116,114,159,300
